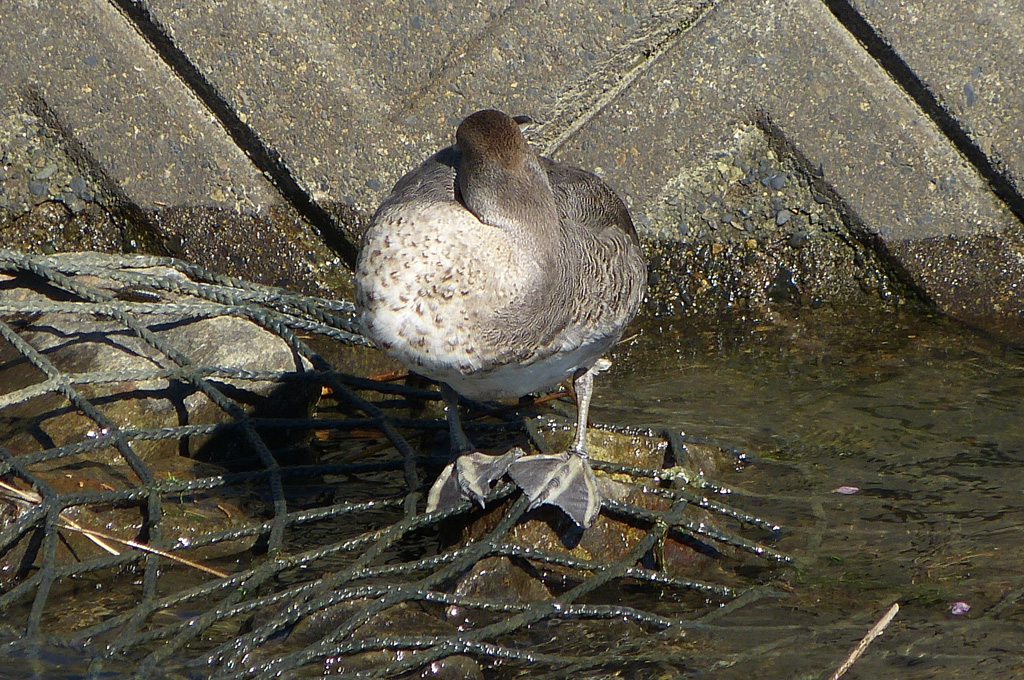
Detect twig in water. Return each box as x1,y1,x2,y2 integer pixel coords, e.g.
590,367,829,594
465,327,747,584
0,479,229,578
826,602,899,680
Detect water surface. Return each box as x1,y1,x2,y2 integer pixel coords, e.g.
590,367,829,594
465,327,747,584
593,308,1024,678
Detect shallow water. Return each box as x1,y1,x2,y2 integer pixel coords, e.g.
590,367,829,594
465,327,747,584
592,308,1024,678
3,306,1022,679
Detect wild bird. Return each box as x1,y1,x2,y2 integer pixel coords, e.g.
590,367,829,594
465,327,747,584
355,109,646,527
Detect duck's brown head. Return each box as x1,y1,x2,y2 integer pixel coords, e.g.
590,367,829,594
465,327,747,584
455,109,557,232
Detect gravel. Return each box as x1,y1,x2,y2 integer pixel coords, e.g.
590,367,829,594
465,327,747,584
0,111,104,224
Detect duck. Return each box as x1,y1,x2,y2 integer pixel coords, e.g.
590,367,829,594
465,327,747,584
354,109,646,527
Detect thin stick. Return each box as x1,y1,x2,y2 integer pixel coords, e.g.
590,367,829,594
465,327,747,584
827,602,899,680
0,479,229,578
62,524,230,578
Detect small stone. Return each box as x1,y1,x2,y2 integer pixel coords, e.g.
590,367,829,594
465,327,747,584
29,180,49,196
58,191,86,213
34,163,58,180
788,231,809,249
767,267,799,303
776,209,792,226
366,177,382,191
963,82,977,107
769,173,787,191
70,175,88,196
84,55,98,67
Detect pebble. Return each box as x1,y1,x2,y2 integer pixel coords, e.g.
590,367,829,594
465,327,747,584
366,177,382,191
59,192,86,213
70,176,89,198
776,209,791,226
788,231,809,249
34,163,58,180
29,180,49,196
963,82,977,107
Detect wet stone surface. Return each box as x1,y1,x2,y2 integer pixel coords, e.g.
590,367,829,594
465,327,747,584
642,124,904,318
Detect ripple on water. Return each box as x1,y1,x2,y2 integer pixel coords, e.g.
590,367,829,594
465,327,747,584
595,309,1024,678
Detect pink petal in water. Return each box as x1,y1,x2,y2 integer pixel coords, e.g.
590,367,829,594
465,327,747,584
831,485,860,495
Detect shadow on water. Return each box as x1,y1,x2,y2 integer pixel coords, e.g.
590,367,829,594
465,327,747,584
593,307,1024,678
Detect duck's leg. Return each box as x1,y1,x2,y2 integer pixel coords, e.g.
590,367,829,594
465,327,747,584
425,384,523,512
508,361,608,528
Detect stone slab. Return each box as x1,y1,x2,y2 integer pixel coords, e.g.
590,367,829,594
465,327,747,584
0,0,278,213
851,0,1024,193
556,0,1024,329
141,0,713,214
1,0,1021,336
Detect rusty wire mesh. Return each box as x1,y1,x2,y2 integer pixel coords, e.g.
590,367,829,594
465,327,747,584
0,249,788,678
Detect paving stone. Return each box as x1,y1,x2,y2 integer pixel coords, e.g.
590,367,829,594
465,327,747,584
851,0,1024,192
1,0,1021,336
0,0,278,213
142,0,710,213
557,0,1024,328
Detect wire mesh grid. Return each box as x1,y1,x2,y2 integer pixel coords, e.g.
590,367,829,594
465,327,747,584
0,249,789,678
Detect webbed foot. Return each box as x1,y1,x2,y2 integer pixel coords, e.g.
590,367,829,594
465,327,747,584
425,449,525,513
507,451,601,528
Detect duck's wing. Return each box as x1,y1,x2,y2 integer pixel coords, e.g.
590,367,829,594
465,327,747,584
540,158,639,246
371,147,460,223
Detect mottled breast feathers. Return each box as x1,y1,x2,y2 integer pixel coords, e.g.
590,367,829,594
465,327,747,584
354,109,646,401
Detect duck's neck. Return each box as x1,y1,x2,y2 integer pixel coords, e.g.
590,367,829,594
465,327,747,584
457,152,560,255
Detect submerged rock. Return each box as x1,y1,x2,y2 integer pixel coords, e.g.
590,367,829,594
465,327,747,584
0,253,321,584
